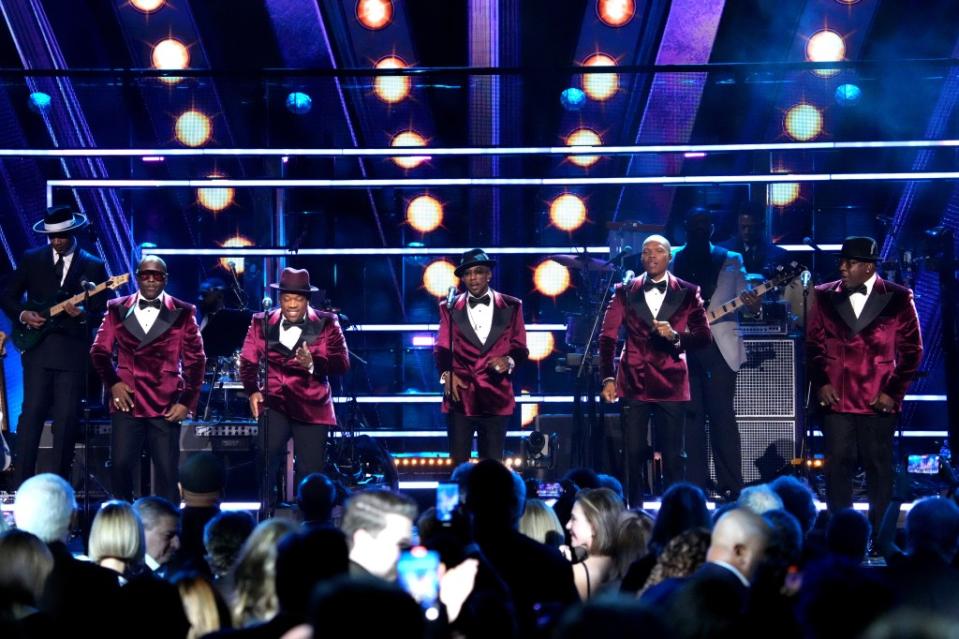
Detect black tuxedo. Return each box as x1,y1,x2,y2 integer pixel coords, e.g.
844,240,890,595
0,243,108,486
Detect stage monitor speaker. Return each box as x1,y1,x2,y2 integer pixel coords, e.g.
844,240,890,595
735,339,797,419
707,420,798,486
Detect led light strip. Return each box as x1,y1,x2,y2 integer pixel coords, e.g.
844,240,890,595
326,394,945,404
345,323,567,331
144,245,837,256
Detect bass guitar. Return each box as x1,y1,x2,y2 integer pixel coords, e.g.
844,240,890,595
706,261,805,324
11,273,130,353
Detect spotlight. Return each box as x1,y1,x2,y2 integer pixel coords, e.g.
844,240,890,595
565,128,602,168
582,54,618,101
422,260,459,297
784,103,822,141
374,56,411,103
597,0,635,27
560,87,586,111
806,30,844,77
768,183,800,207
521,403,539,427
130,0,165,13
835,83,862,106
152,39,189,84
406,194,443,233
356,0,393,30
27,91,51,113
175,110,212,147
285,92,313,115
533,260,571,297
527,332,555,362
197,174,235,212
549,193,587,231
391,131,429,169
218,235,253,275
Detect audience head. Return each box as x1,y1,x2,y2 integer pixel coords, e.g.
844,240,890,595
567,488,624,556
596,474,625,500
173,573,230,639
296,472,337,526
519,498,566,547
649,482,710,555
706,508,770,582
133,496,180,566
563,468,601,491
310,575,424,637
737,484,784,515
616,510,655,578
554,597,668,639
641,527,711,592
0,529,54,610
341,489,417,579
230,518,297,627
13,473,76,544
465,459,525,532
275,527,349,617
798,558,894,639
178,452,226,504
826,508,871,562
88,500,146,571
770,476,818,535
203,510,256,578
905,496,959,563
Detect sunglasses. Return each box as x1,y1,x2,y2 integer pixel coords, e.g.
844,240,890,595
137,270,167,282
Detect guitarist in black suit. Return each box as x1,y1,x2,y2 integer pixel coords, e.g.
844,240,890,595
0,205,108,488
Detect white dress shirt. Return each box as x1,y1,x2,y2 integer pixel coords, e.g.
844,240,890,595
849,273,877,319
643,272,669,319
132,291,166,335
466,288,494,345
279,319,304,351
52,240,76,287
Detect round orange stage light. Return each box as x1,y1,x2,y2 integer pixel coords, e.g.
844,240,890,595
597,0,635,27
391,131,429,169
768,183,800,207
406,195,443,233
130,0,165,13
549,193,587,231
218,235,253,275
783,103,823,141
533,260,571,297
582,54,618,101
565,128,602,168
374,56,411,103
175,110,212,147
152,39,189,84
806,30,845,77
197,175,235,212
527,332,556,362
423,260,459,297
356,0,393,30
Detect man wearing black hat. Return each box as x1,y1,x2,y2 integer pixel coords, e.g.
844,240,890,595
807,236,923,533
0,205,108,487
238,267,350,506
435,249,528,465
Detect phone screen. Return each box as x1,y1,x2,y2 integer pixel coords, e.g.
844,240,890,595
536,481,563,500
396,547,441,618
436,482,459,523
907,454,940,474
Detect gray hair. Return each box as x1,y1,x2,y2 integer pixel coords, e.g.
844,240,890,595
14,474,76,544
738,484,785,515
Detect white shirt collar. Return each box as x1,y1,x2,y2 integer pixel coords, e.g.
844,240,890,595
710,560,750,587
645,271,670,285
862,272,878,296
136,290,167,306
145,554,160,571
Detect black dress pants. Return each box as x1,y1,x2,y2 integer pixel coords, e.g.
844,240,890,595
620,399,685,505
111,412,181,504
257,409,328,506
447,412,509,467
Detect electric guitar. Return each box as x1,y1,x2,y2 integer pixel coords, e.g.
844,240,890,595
0,332,11,471
11,273,130,353
706,261,805,324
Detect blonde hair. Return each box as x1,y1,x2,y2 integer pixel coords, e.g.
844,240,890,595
519,499,565,545
575,488,624,556
229,518,297,627
176,574,226,639
88,500,145,566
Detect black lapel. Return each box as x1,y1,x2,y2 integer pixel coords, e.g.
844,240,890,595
628,280,655,329
855,283,893,334
298,314,328,348
657,278,689,322
140,302,182,348
266,313,292,355
451,297,483,350
830,289,859,333
121,302,148,343
482,300,514,355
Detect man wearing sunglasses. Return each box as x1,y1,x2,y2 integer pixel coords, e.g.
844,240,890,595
91,256,206,503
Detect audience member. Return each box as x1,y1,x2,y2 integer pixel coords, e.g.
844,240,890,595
229,518,297,628
565,487,624,599
175,573,231,639
596,474,625,500
554,596,668,639
615,510,654,581
134,496,181,576
172,452,227,576
340,489,418,580
309,575,424,638
770,476,818,536
519,498,565,547
826,507,871,562
0,529,55,634
737,484,785,515
638,527,710,602
296,472,337,528
88,500,147,581
204,510,257,598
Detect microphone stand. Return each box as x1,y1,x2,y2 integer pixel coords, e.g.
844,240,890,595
444,292,455,466
258,299,272,518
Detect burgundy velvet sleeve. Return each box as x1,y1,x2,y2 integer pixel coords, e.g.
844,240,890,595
678,286,712,352
238,315,264,395
599,285,626,380
885,290,923,401
89,303,121,387
177,306,207,413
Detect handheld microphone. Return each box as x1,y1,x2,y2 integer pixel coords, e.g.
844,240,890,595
803,236,822,252
622,270,636,287
800,270,812,289
261,296,274,311
446,286,457,309
604,245,633,265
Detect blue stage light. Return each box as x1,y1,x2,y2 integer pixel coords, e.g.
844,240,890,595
560,87,586,111
285,92,313,115
835,83,862,106
28,92,52,113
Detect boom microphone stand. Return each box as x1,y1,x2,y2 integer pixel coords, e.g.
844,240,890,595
258,295,273,519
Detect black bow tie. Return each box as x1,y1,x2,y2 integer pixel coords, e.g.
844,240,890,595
468,294,491,308
282,319,306,331
845,283,868,296
138,298,161,310
643,280,667,294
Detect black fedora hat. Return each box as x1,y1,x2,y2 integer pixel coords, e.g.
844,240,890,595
32,205,88,234
269,267,320,295
454,248,496,277
839,236,880,262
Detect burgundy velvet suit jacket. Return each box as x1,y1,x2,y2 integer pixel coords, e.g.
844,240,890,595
90,294,206,418
434,291,529,417
599,274,712,402
806,277,923,415
238,308,349,425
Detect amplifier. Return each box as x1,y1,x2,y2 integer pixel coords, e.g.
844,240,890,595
735,339,797,418
181,421,257,452
707,420,799,486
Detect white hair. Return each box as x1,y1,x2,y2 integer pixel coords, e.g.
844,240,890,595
642,234,672,255
737,484,784,515
14,474,76,543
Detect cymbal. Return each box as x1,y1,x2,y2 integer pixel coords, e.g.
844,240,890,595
606,221,664,232
548,254,615,272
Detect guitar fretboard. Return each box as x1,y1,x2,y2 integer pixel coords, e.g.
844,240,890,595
707,281,776,322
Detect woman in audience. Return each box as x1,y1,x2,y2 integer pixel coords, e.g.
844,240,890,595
0,529,55,633
519,498,565,547
175,573,231,639
88,499,146,582
638,527,710,600
614,510,654,583
565,488,624,599
229,518,297,627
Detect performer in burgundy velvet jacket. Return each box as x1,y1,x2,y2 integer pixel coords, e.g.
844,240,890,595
239,268,349,505
807,236,923,533
435,249,528,466
600,235,712,504
90,256,206,503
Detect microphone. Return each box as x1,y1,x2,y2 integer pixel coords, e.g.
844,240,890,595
800,270,812,289
446,286,457,309
261,296,274,311
604,245,633,265
79,279,97,292
621,270,636,287
803,236,822,252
